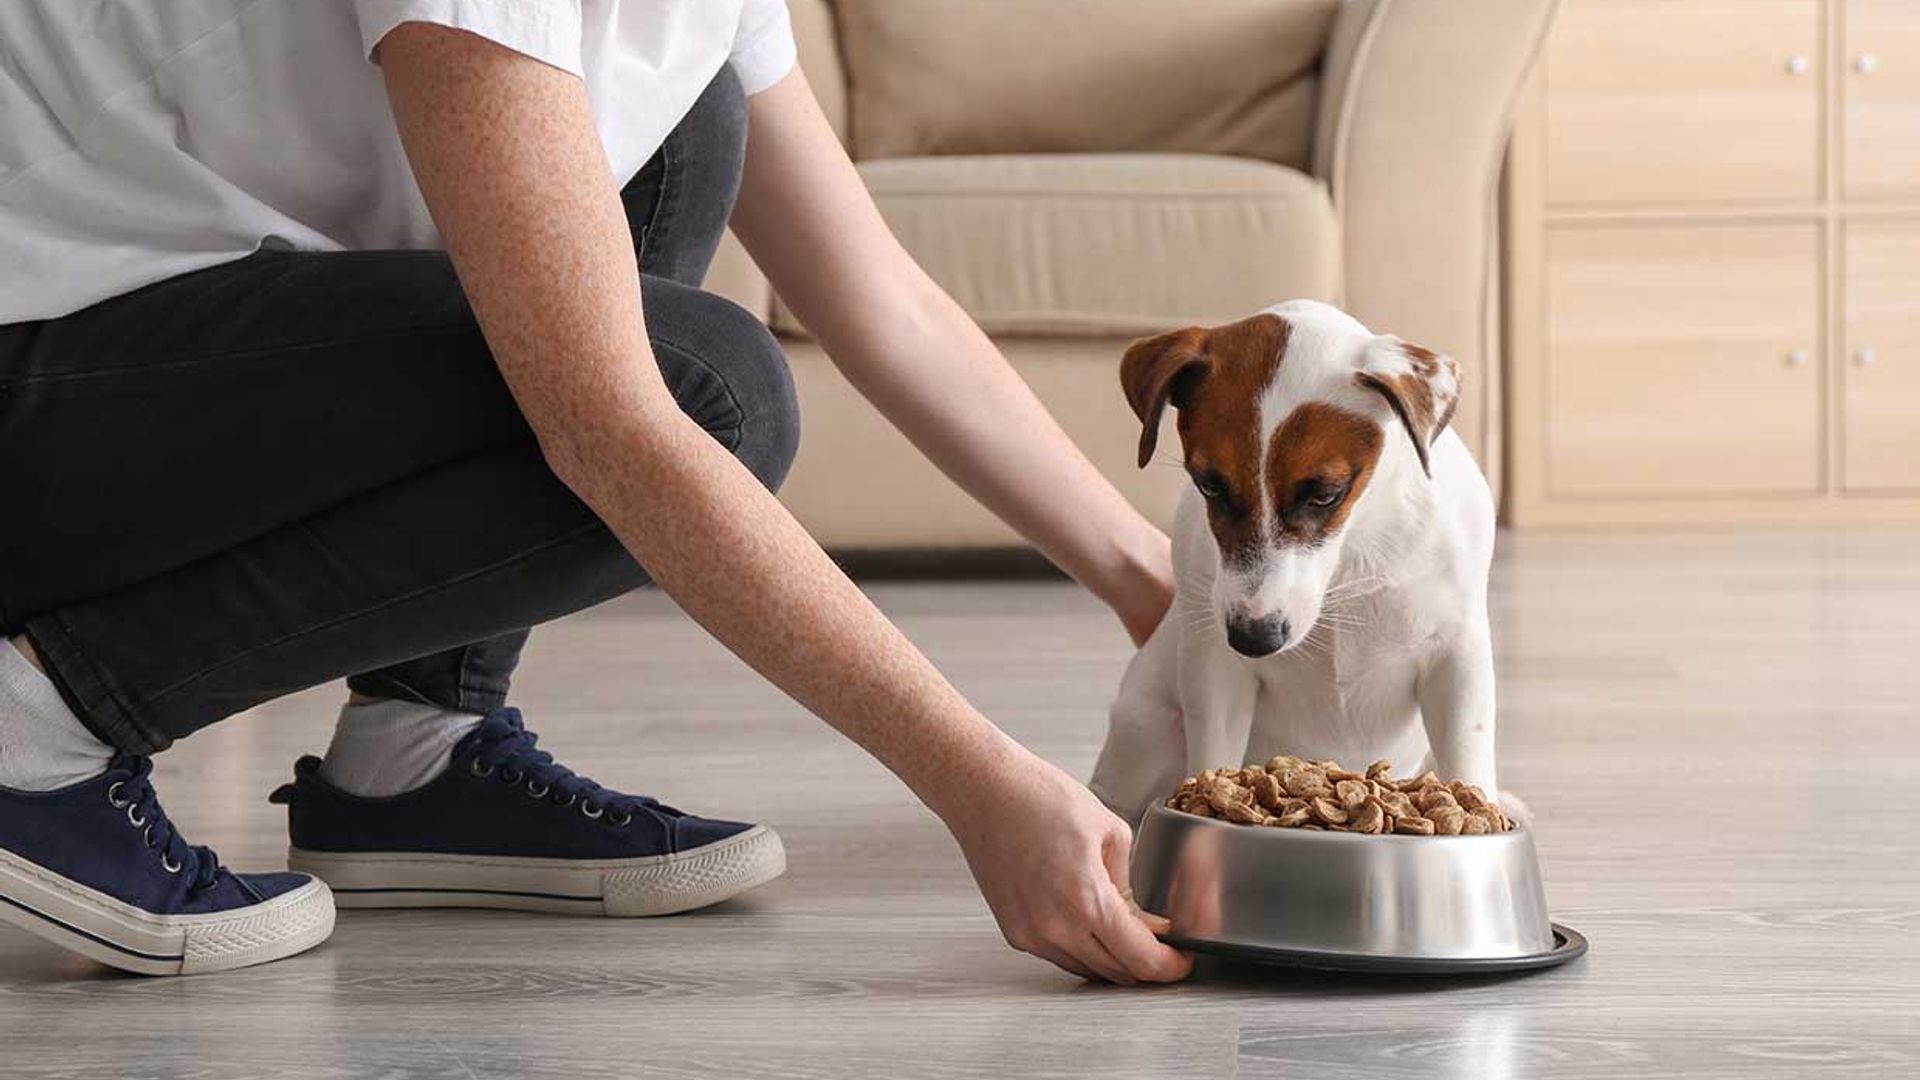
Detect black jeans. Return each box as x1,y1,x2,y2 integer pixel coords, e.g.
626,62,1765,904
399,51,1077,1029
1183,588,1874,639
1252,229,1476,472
0,70,797,755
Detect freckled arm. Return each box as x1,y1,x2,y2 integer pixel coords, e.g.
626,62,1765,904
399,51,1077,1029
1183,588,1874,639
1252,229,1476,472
374,25,1190,983
374,23,1015,819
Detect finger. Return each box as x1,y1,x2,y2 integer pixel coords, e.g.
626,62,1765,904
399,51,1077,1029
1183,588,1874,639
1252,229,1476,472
1113,874,1173,936
1029,944,1098,981
1068,932,1137,986
1098,822,1184,953
1133,906,1174,936
1099,816,1141,900
1092,882,1194,983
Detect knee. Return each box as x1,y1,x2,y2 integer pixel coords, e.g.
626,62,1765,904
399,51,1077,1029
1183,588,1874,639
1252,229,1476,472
661,291,799,492
728,316,800,493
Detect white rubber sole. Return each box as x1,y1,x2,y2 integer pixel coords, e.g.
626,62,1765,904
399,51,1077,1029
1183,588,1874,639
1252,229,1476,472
289,825,787,917
0,847,336,976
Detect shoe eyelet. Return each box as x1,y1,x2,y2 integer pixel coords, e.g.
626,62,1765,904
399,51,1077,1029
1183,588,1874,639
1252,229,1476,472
470,760,495,778
501,770,523,785
106,782,128,809
142,826,155,848
581,802,604,820
608,811,632,827
126,805,147,829
160,854,182,874
553,793,577,808
526,781,549,798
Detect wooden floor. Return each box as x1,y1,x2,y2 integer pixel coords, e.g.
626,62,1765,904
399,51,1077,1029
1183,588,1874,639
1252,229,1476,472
3,530,1917,1079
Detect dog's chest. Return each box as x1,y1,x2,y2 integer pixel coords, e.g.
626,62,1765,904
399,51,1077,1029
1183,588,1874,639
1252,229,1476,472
1246,597,1431,766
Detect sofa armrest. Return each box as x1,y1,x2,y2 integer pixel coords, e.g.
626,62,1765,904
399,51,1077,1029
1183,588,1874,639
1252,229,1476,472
1313,0,1557,472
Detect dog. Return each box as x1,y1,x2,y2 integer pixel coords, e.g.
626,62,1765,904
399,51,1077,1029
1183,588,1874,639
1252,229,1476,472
1090,300,1507,827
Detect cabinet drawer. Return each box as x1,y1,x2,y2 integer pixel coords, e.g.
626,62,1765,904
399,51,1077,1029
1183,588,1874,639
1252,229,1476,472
1545,0,1821,206
1545,224,1823,496
1844,222,1920,491
1844,0,1920,200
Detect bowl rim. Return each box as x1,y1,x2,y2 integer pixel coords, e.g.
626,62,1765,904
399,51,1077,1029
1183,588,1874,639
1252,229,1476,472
1143,800,1530,842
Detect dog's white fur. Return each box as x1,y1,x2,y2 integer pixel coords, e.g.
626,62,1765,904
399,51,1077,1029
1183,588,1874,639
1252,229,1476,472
1090,301,1501,825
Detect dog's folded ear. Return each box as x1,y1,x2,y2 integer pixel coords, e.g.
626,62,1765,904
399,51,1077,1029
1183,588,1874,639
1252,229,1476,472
1120,327,1211,468
1354,337,1461,478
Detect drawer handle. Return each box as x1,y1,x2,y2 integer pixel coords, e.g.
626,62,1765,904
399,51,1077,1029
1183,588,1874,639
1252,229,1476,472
1786,348,1811,367
1786,54,1810,76
1854,53,1880,76
1856,346,1878,367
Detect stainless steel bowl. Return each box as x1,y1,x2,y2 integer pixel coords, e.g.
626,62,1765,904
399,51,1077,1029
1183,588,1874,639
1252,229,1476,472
1131,803,1585,973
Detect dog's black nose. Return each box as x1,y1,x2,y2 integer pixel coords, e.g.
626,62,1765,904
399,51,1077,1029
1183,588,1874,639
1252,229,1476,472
1226,616,1290,658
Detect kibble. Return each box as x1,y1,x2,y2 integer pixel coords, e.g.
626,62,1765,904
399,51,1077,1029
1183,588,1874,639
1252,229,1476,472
1164,758,1513,834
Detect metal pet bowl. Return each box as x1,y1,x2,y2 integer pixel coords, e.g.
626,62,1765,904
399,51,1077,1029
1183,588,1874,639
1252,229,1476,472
1131,802,1586,974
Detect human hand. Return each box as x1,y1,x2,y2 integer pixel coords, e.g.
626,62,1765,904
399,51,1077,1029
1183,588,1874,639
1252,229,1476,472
941,750,1193,984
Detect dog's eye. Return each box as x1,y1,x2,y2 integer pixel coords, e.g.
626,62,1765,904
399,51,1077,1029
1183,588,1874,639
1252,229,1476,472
1182,468,1228,503
1297,481,1347,510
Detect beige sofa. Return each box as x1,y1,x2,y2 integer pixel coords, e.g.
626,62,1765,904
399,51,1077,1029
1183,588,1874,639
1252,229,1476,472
707,0,1557,549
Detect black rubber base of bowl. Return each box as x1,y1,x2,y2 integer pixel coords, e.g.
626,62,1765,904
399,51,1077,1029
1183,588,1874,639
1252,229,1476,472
1164,923,1588,975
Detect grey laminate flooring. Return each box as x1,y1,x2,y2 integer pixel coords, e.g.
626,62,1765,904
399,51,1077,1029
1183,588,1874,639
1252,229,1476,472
2,530,1916,1079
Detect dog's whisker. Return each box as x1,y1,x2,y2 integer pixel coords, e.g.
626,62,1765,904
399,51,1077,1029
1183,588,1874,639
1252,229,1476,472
1319,600,1373,617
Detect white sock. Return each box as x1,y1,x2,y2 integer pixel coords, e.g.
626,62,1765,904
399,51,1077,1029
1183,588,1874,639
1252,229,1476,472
319,698,484,797
0,638,115,791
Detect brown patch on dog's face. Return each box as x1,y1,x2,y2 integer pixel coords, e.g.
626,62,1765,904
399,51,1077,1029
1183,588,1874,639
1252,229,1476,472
1120,314,1292,568
1166,316,1290,567
1265,403,1384,546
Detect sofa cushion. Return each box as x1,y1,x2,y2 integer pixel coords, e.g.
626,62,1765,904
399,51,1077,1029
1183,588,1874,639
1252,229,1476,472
832,0,1339,169
772,154,1339,338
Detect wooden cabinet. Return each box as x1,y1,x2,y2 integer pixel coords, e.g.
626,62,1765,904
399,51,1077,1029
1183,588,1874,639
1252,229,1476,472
1546,1,1821,205
1844,0,1920,200
1507,0,1920,525
1546,225,1823,496
1844,223,1920,491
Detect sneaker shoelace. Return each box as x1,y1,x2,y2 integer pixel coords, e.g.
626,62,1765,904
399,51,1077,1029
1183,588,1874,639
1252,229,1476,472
467,709,683,827
106,756,222,893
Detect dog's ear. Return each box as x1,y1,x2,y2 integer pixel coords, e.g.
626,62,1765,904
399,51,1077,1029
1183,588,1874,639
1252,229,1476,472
1120,327,1211,468
1353,336,1461,478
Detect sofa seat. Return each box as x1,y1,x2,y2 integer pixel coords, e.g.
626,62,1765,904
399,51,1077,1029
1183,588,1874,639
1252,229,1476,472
770,153,1340,339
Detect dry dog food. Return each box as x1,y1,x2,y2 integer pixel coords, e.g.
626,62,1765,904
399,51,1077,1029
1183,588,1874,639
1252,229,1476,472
1165,757,1512,835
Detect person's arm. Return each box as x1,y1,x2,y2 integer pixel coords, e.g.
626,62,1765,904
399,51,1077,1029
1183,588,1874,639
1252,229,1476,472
729,71,1173,647
373,24,1187,984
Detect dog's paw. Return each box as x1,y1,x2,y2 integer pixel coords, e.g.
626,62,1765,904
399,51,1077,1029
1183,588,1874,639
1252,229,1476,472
1498,790,1534,829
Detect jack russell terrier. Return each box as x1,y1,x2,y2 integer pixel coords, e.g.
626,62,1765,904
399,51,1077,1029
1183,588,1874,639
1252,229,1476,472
1090,300,1510,827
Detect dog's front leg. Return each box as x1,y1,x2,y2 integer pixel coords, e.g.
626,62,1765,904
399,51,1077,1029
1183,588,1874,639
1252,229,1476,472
1089,614,1186,827
1178,638,1260,776
1416,620,1499,796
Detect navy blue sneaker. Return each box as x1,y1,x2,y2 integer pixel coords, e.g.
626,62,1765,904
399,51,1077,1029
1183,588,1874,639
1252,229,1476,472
0,756,334,975
272,708,785,916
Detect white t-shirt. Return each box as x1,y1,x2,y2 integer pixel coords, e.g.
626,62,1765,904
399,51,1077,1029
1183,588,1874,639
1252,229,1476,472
0,0,797,323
